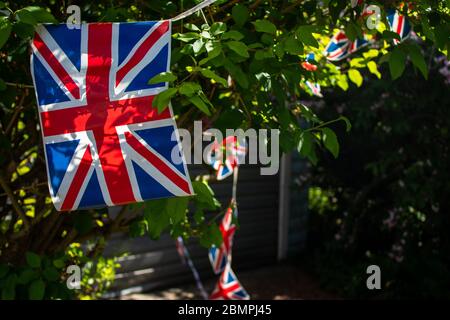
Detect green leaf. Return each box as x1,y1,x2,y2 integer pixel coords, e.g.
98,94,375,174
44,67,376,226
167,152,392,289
298,131,318,165
284,35,304,55
173,32,199,42
188,95,211,115
166,197,189,224
344,22,361,42
200,68,228,87
389,48,406,80
52,259,65,269
382,30,401,42
18,269,38,284
254,49,274,60
367,61,381,79
225,41,249,58
12,22,34,39
348,68,363,87
338,116,352,132
407,44,428,79
232,4,249,26
43,266,59,282
296,25,319,48
184,23,200,31
29,279,45,300
299,104,320,123
1,274,17,300
0,17,12,49
26,252,41,269
15,6,57,25
192,39,204,54
143,200,170,239
222,30,244,41
129,219,147,237
434,24,450,49
192,181,220,210
152,88,177,113
0,2,5,9
199,223,223,248
223,60,249,88
210,22,226,35
179,82,201,97
298,131,313,156
321,127,339,158
336,74,349,91
148,72,177,84
252,19,277,35
199,45,222,65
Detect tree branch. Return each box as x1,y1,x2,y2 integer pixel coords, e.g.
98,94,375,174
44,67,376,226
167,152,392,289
0,172,30,231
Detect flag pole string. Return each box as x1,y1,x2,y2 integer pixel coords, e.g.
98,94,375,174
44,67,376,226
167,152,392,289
232,165,239,204
171,0,218,21
175,236,209,299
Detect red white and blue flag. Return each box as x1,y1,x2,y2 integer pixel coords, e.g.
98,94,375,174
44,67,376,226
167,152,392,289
206,136,247,181
324,30,351,61
31,21,193,211
305,80,323,98
387,9,412,45
208,205,237,274
210,263,250,300
324,30,368,62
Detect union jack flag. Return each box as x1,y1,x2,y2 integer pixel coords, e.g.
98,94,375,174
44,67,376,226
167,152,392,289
208,205,237,274
324,30,351,61
30,21,193,211
305,81,323,98
387,9,412,45
324,30,368,62
206,136,247,181
347,37,369,55
301,52,318,72
210,263,250,300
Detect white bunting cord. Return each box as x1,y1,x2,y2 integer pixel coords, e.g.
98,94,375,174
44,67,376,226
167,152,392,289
232,165,239,202
175,237,209,299
171,0,218,21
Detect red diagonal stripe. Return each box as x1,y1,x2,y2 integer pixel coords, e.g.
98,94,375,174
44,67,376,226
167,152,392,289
33,33,80,100
116,21,170,86
124,131,191,195
396,15,404,36
60,147,93,211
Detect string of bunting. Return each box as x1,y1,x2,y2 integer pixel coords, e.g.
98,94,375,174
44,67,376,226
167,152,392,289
175,237,209,300
207,141,250,300
304,1,414,98
173,0,413,300
170,0,250,300
174,136,249,300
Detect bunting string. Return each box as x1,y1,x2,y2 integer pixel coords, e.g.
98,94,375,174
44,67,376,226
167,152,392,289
175,237,209,299
171,0,218,21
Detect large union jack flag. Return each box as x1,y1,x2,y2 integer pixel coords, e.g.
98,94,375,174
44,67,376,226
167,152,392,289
208,205,237,274
210,263,250,300
30,21,193,211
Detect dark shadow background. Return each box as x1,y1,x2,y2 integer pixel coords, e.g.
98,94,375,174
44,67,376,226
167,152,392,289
300,50,450,299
